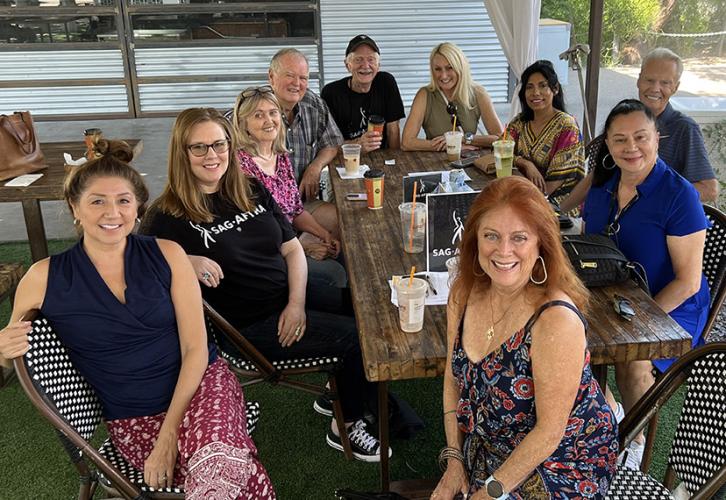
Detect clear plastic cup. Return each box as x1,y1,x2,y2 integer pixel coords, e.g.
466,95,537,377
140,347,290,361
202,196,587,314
446,256,460,286
396,277,428,333
445,130,463,162
342,144,361,175
492,139,515,178
398,202,426,253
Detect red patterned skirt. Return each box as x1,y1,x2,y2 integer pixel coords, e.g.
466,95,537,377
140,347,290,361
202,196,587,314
106,358,275,499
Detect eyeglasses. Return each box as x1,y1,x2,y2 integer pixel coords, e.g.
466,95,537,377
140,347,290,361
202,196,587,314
239,86,274,102
187,139,230,157
447,102,460,125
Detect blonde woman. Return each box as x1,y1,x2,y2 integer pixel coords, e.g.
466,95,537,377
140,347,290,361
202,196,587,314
402,42,503,152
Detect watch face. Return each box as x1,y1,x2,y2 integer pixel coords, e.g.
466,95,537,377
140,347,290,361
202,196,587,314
487,479,504,497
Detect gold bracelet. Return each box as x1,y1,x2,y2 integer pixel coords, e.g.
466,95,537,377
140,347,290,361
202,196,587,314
443,409,456,416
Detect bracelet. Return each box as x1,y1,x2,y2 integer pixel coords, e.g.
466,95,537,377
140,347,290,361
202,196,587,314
437,446,464,472
443,409,456,416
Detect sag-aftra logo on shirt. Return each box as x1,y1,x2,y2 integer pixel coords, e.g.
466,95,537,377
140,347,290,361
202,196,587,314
188,204,267,248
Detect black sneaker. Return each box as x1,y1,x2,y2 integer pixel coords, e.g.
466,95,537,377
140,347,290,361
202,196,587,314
313,394,333,417
326,419,392,462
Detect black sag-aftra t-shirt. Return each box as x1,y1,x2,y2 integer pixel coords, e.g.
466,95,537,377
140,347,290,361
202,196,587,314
142,180,297,328
321,71,405,149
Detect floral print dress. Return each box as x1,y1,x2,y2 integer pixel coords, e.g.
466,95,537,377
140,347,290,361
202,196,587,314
452,300,618,499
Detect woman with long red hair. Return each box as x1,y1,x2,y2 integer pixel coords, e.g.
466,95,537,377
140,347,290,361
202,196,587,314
432,177,617,499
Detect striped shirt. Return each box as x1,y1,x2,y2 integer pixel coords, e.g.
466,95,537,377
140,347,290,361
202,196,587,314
657,102,715,183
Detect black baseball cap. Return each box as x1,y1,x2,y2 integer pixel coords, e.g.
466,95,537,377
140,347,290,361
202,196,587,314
346,35,380,56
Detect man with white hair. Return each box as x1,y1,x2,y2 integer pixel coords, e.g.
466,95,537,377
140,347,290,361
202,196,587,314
637,47,718,202
321,34,405,152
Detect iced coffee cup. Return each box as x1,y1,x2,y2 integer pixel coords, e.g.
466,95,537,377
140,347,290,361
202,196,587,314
492,139,515,178
398,202,426,253
396,277,428,333
367,115,385,135
445,130,463,162
342,144,361,175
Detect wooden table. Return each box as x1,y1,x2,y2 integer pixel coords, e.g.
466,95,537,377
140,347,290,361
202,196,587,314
330,149,692,493
0,140,143,262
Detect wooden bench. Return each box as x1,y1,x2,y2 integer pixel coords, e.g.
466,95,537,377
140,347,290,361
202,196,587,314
0,262,24,387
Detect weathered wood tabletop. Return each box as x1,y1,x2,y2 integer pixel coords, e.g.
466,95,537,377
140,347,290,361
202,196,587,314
0,139,143,262
330,148,692,383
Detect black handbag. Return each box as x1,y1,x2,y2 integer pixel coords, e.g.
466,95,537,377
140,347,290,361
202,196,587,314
561,234,648,290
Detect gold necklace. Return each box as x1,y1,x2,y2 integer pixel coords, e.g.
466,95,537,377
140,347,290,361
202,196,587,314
486,293,518,340
256,151,275,162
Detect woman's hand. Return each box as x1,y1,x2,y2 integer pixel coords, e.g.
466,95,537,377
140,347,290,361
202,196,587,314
431,460,468,499
277,302,306,348
144,430,178,490
431,136,447,152
517,159,546,193
318,231,341,259
0,320,32,360
188,255,224,288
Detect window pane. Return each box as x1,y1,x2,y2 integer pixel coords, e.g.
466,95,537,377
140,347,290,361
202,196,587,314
129,11,314,41
0,15,118,43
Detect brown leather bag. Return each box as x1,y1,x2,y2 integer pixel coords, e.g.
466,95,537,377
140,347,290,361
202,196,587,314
0,111,46,181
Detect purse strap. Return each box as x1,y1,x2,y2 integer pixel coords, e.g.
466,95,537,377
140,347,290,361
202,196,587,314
0,112,37,154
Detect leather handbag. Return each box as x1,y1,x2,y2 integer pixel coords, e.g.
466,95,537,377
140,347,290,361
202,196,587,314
561,234,648,290
0,111,46,181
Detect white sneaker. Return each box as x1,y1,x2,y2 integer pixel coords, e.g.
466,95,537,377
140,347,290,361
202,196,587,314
621,440,644,470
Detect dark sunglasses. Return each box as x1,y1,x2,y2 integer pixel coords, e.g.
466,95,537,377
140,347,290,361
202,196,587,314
239,86,274,103
187,139,230,157
447,102,460,125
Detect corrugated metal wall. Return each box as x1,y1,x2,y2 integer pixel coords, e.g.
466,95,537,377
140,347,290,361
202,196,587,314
134,45,319,112
319,0,508,107
0,50,129,115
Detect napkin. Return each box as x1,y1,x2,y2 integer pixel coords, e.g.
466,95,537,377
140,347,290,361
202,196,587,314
389,272,450,306
5,174,43,187
336,164,371,180
64,153,87,167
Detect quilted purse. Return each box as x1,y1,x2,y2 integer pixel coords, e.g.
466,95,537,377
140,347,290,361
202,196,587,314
561,234,648,290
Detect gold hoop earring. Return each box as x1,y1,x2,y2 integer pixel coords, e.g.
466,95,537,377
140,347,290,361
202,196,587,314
530,255,548,285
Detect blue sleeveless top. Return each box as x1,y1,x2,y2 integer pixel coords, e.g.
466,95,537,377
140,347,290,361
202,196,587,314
41,234,216,421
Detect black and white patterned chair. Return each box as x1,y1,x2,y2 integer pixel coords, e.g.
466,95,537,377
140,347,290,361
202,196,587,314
14,310,259,500
702,205,726,343
203,300,354,460
606,342,726,499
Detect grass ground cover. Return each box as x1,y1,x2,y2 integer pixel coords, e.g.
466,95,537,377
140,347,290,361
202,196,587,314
0,240,684,498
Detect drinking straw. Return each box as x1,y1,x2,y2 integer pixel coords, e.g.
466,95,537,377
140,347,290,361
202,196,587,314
408,266,416,287
451,115,457,132
408,181,418,252
502,124,508,141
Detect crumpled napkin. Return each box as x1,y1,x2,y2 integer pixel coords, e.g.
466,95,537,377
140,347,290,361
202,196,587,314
64,153,87,167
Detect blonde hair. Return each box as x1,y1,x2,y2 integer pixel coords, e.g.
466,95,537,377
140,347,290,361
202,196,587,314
157,108,254,223
427,42,477,110
232,87,288,157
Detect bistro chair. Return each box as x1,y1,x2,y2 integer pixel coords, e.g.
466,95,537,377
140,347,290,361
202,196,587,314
605,342,726,499
203,300,354,460
0,261,24,387
702,204,726,343
584,133,605,173
14,310,260,500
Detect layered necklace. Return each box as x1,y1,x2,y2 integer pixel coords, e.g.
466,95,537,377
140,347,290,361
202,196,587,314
486,292,520,341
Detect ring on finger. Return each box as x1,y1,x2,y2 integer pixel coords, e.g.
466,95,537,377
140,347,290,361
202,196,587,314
294,326,302,337
201,271,211,281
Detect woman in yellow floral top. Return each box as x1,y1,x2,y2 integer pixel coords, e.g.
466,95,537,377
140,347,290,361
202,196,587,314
508,60,584,204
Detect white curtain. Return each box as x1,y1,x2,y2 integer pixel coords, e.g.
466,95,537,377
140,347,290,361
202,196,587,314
483,0,542,121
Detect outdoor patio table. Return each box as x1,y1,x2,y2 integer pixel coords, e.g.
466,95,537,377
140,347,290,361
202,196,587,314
0,139,143,262
329,148,692,495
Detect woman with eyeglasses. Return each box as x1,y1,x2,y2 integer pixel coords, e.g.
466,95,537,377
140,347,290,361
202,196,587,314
507,60,584,201
231,86,347,291
140,108,390,463
583,99,709,470
402,42,502,152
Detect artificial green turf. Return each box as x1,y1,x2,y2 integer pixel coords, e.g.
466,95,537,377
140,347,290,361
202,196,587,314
0,239,685,498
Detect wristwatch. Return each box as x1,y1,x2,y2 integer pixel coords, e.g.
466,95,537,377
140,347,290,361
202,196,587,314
464,132,474,145
485,475,507,499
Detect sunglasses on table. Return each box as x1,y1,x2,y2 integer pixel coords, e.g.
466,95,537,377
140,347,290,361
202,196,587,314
187,139,230,157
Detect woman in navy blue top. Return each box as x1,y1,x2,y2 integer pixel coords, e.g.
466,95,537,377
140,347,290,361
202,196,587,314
583,99,709,470
0,140,274,498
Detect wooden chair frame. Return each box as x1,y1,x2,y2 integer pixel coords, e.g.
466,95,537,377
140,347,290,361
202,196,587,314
203,300,353,460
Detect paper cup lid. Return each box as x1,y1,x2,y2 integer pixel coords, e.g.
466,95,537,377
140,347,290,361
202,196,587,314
364,169,385,178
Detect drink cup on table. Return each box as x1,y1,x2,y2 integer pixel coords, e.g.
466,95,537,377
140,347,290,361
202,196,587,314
364,169,385,209
398,202,426,253
446,256,460,286
445,130,463,162
367,115,385,135
492,139,515,178
396,277,428,333
342,144,361,175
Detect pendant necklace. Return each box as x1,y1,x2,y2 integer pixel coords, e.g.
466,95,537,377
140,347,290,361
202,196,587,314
487,293,518,340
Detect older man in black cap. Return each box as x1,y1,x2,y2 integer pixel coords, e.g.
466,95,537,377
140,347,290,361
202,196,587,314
322,34,405,152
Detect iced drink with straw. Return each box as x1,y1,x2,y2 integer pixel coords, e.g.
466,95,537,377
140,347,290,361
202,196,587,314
493,138,515,178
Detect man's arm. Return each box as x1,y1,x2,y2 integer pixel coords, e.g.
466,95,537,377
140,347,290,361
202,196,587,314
299,146,338,201
693,178,719,204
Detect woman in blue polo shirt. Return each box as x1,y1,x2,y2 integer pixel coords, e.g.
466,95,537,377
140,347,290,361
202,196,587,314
583,99,709,470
